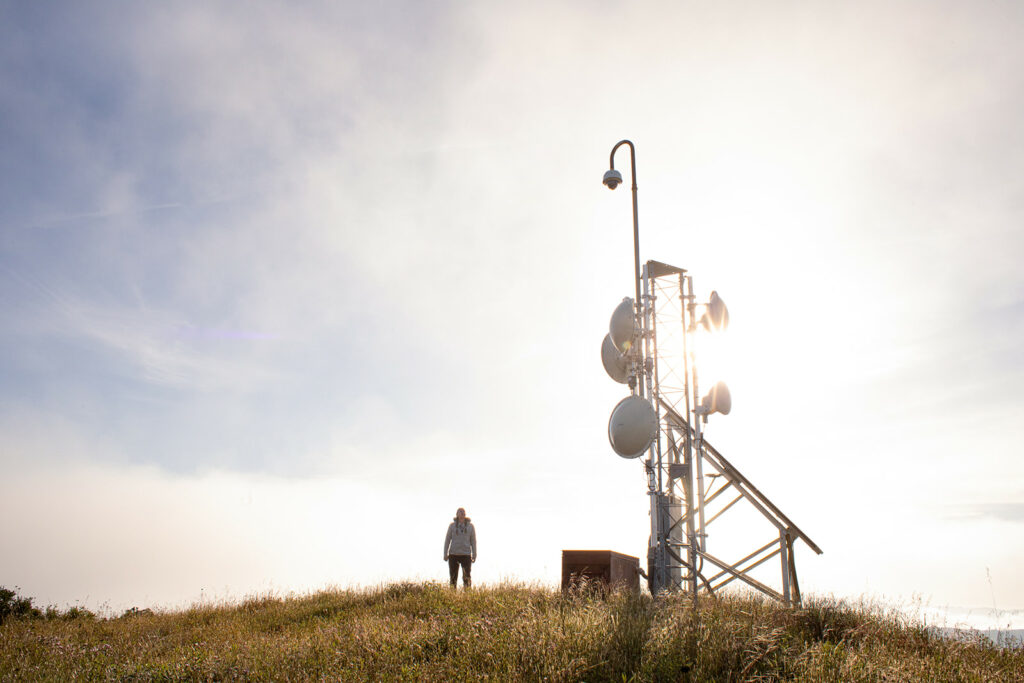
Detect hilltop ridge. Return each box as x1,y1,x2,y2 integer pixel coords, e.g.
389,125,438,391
2,582,1022,680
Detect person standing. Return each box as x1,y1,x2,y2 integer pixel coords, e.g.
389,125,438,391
443,507,476,588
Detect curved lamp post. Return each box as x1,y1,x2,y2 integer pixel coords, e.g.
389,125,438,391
603,140,642,321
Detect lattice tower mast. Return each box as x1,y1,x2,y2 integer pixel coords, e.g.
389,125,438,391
631,260,823,603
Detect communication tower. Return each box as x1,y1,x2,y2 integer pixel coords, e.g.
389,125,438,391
601,140,822,604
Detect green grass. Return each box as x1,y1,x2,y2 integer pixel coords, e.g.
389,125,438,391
2,582,1021,681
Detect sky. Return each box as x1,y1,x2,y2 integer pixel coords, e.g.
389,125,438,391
2,1,1023,624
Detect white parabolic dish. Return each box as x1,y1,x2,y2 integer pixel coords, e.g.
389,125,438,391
608,395,658,459
601,333,629,384
608,297,637,354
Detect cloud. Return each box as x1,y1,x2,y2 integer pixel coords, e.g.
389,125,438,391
949,503,1024,523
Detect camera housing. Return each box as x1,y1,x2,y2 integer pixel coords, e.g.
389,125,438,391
602,169,623,190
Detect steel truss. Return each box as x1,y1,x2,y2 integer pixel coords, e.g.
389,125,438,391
636,260,822,605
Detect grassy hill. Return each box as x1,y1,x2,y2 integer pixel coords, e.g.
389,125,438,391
2,582,1021,681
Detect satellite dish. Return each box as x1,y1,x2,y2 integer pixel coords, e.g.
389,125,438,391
697,381,731,416
700,291,730,331
608,395,658,458
601,333,629,384
609,297,638,354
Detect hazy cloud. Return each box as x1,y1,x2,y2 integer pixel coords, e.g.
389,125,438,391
950,503,1024,523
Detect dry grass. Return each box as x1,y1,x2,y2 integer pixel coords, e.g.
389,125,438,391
2,582,1021,681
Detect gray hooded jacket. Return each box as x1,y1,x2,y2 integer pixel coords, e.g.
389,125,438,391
444,518,477,560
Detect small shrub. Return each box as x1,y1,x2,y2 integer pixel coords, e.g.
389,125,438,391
792,595,866,643
382,580,434,601
61,605,96,620
0,586,41,624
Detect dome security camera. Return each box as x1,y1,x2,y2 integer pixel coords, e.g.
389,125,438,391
603,168,623,190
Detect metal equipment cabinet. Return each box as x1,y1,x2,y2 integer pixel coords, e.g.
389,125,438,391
561,550,640,593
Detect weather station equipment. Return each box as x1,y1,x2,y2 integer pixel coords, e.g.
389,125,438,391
600,140,822,605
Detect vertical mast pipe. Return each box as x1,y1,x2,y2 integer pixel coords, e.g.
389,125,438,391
608,140,642,398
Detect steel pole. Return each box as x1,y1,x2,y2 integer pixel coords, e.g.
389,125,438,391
608,140,643,400
609,139,657,589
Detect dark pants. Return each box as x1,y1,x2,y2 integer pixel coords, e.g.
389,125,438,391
448,555,472,587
